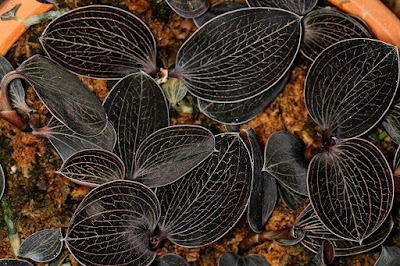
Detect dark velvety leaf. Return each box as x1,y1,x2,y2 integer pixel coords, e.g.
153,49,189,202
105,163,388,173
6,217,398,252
103,72,169,179
301,9,374,61
66,180,160,266
16,55,107,136
0,164,4,201
278,183,307,211
165,0,209,18
174,8,301,103
308,138,394,242
19,228,63,262
40,5,157,79
0,259,34,266
41,118,116,161
59,149,125,187
246,0,317,15
305,38,399,139
152,254,189,266
0,55,32,115
374,246,400,266
295,204,394,256
263,131,308,195
36,0,55,3
133,125,215,187
382,97,400,144
198,73,289,124
157,133,252,247
309,240,335,266
246,129,277,233
194,2,247,27
218,252,270,266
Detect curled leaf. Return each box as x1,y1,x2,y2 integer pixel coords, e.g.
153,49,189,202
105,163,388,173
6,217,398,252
309,240,335,266
382,97,400,144
157,133,252,247
264,131,308,195
19,228,63,262
41,5,157,79
246,128,277,233
246,0,318,15
301,9,373,61
374,246,400,266
174,8,301,103
165,0,209,18
278,182,307,211
0,164,4,200
66,180,160,266
218,252,270,266
133,125,215,187
308,138,394,243
59,149,125,187
103,72,169,179
42,118,116,161
15,55,107,136
305,38,399,139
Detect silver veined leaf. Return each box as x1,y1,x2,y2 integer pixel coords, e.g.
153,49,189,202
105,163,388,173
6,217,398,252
305,38,399,140
152,254,189,266
308,138,394,243
40,5,157,79
278,183,307,211
218,252,270,266
0,259,34,266
66,180,161,266
374,246,400,266
157,133,252,247
263,131,308,195
246,0,317,16
382,97,400,144
59,149,125,187
15,55,107,136
295,204,394,256
194,2,247,27
103,72,169,179
0,165,4,200
0,55,32,115
40,118,116,162
309,240,335,266
393,146,400,171
198,73,289,125
165,0,209,18
301,9,373,61
133,125,215,188
174,8,301,103
246,129,277,233
19,228,63,263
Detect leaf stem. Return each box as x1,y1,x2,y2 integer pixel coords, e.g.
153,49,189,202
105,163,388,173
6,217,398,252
239,227,294,251
1,198,20,256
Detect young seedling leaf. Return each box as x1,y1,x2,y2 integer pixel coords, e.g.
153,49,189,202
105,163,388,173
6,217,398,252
152,254,189,266
301,9,374,61
19,228,63,262
174,8,301,103
374,246,400,266
194,2,247,27
309,240,335,266
42,118,116,161
66,180,160,266
198,73,289,125
305,38,399,139
246,128,277,233
157,133,252,247
295,204,394,256
246,0,318,16
40,5,157,79
278,183,307,211
103,72,169,179
16,55,107,136
263,131,308,196
0,259,34,266
165,0,209,18
308,138,394,243
382,97,400,144
133,125,215,187
218,252,270,266
59,149,125,187
0,165,4,201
